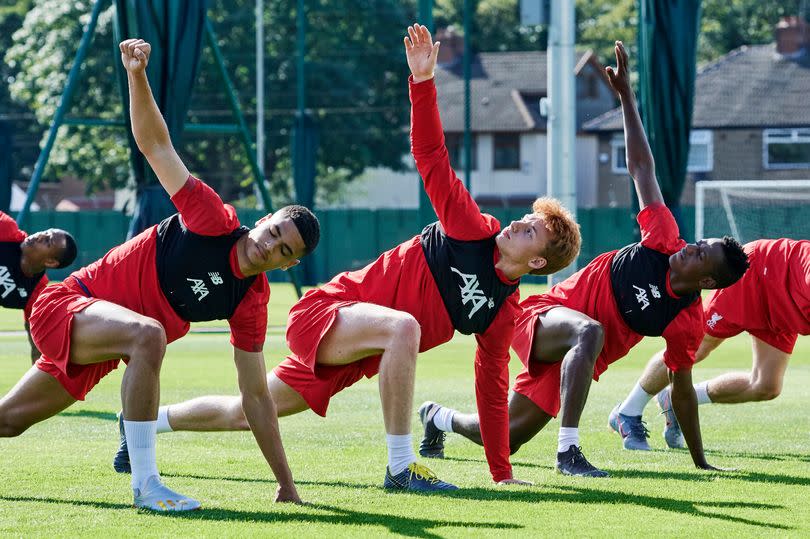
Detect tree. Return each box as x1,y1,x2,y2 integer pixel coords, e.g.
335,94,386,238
5,0,414,205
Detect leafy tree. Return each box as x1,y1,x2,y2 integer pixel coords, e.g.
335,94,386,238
5,0,414,205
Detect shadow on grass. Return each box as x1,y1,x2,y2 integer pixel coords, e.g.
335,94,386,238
0,495,520,538
704,448,810,464
162,472,789,530
609,468,810,487
57,409,117,422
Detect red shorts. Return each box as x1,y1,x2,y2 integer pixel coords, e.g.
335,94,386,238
31,279,120,401
510,294,642,417
703,243,809,355
273,290,380,416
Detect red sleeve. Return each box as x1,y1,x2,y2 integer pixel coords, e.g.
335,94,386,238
638,203,684,255
170,176,241,236
228,276,269,352
23,275,48,322
0,211,27,242
661,300,704,371
473,293,518,482
409,77,500,241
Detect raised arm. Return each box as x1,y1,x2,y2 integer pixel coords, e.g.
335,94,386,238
404,24,496,240
233,348,301,503
119,39,190,197
605,41,662,210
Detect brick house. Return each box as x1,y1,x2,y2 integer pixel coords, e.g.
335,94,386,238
584,16,810,208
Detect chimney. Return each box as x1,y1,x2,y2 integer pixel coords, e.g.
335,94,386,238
775,16,808,58
435,26,465,66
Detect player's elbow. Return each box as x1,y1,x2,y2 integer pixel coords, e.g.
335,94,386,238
627,160,654,182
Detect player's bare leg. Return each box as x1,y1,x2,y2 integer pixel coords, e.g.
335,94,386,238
421,392,553,457
528,307,606,476
70,300,199,510
701,337,789,403
314,303,454,489
157,373,310,432
0,367,76,437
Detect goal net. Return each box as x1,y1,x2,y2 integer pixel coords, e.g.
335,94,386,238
695,180,810,243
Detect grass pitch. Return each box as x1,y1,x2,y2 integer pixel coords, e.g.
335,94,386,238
0,284,808,537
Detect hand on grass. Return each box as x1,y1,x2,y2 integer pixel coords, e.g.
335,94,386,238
275,484,303,504
497,478,534,486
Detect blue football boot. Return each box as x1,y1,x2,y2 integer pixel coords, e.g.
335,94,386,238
383,462,458,491
555,445,609,478
608,404,651,451
656,388,685,449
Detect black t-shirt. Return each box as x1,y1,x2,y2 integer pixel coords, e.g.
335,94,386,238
0,242,45,310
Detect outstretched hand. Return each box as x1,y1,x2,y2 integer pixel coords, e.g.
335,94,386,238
120,38,151,73
605,40,631,97
497,478,534,486
697,462,738,473
404,24,440,83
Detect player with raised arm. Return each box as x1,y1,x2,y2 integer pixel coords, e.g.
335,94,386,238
614,238,808,450
112,24,581,490
0,211,77,362
0,39,320,511
417,41,750,477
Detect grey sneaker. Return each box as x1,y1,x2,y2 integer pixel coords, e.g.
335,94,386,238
133,475,201,511
656,388,685,449
418,401,446,459
608,404,651,451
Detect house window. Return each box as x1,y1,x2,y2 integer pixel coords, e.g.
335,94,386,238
445,133,477,171
686,130,713,172
764,128,810,169
611,134,627,173
611,130,713,174
493,133,520,170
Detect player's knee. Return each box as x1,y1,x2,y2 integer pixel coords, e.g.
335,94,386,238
0,411,28,437
573,320,604,360
751,382,781,401
129,318,167,362
388,314,421,352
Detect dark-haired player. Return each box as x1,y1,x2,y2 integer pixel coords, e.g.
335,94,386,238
418,41,750,477
0,211,77,362
615,238,808,450
0,39,320,511
113,24,582,491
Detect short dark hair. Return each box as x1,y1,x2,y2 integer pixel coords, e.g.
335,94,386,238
56,230,78,269
280,205,320,256
712,236,749,288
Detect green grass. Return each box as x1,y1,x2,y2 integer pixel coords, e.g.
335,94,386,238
1,284,808,537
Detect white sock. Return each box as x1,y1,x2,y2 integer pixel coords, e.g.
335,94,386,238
557,427,579,453
618,383,654,417
123,420,160,490
433,406,456,433
156,406,173,434
694,381,713,405
386,433,416,475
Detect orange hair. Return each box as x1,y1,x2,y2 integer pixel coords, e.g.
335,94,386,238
530,197,581,275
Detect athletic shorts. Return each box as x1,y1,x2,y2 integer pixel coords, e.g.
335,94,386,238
273,290,380,416
31,278,120,401
510,295,641,417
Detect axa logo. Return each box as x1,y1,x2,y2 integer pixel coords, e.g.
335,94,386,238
451,266,493,319
633,285,650,310
0,265,17,299
707,312,723,329
187,278,209,301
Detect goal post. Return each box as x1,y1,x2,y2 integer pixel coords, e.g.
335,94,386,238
695,180,810,243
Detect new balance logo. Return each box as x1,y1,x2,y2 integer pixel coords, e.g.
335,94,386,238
0,266,17,299
649,284,661,299
707,312,723,330
451,266,490,319
633,285,650,310
208,272,223,285
187,278,209,301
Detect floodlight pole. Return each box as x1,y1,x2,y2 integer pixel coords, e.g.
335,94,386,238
546,0,577,284
16,0,108,226
256,0,265,181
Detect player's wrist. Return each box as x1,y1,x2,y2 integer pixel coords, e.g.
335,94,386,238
411,73,434,84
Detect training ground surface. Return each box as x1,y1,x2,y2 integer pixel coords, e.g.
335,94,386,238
0,284,808,537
